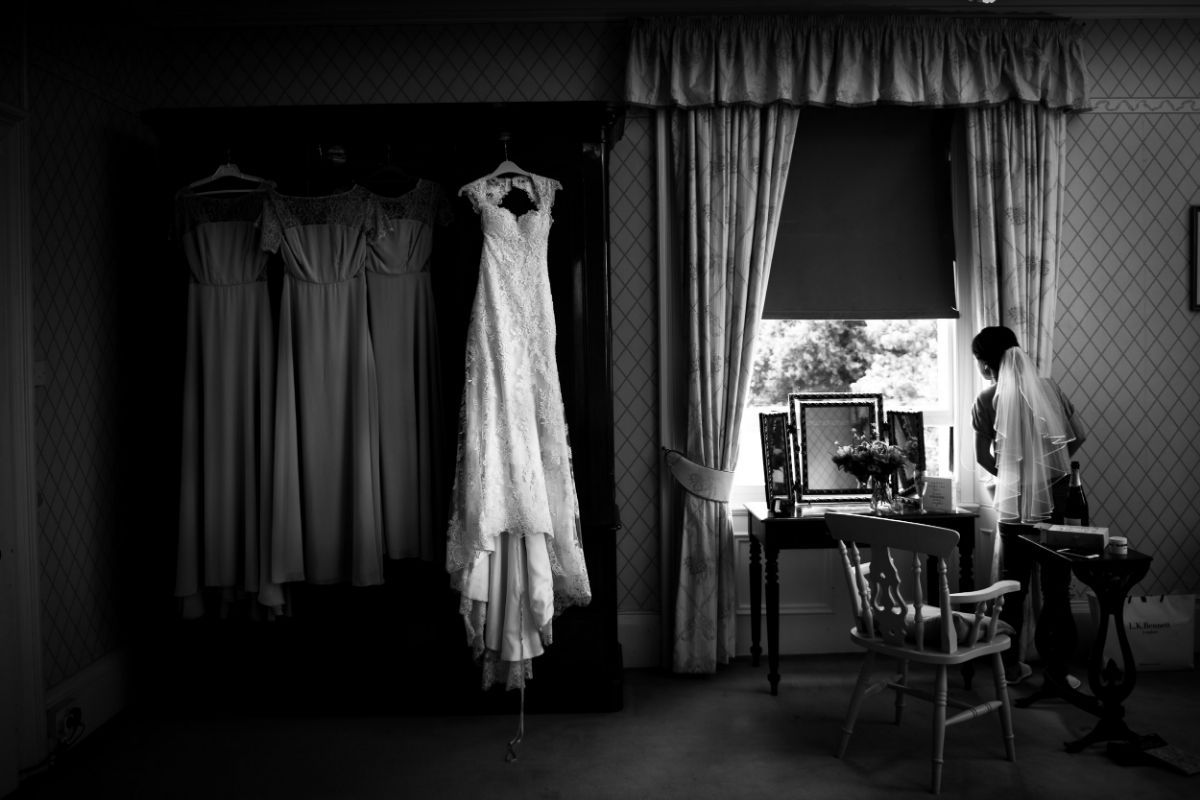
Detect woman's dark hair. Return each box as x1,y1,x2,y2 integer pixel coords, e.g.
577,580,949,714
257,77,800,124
971,326,1020,375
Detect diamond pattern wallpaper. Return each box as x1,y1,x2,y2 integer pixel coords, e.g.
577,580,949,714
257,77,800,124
1059,18,1200,596
24,13,1199,691
147,21,627,108
26,55,136,688
609,109,660,613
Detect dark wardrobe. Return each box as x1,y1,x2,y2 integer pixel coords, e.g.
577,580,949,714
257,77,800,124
129,102,625,715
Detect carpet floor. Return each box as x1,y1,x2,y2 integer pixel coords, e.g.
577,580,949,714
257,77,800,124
9,653,1199,800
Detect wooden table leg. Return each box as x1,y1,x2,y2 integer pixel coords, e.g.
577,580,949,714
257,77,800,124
749,533,762,667
766,542,780,696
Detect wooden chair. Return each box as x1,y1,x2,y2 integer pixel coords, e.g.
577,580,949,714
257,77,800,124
825,511,1021,795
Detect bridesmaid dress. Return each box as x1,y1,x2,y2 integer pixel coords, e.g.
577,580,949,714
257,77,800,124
259,185,386,592
363,179,453,563
174,186,280,617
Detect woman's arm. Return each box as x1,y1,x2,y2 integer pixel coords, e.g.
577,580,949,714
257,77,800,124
1068,409,1088,456
975,429,997,476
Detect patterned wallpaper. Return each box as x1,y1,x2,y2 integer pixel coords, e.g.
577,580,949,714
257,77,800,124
25,14,1198,691
26,49,139,688
26,17,659,691
1058,18,1200,596
146,21,627,107
609,109,660,613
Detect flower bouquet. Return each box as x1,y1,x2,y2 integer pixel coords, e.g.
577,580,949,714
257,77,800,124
831,426,907,513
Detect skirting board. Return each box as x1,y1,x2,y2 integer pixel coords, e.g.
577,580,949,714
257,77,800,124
42,647,129,757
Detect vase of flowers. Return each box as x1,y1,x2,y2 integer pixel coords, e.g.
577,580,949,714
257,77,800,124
830,426,907,515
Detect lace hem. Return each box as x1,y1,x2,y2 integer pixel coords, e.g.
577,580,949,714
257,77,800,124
480,650,535,692
459,593,549,691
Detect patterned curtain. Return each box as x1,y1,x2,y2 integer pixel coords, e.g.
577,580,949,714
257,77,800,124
965,103,1069,374
629,12,1087,674
667,105,799,673
963,103,1069,658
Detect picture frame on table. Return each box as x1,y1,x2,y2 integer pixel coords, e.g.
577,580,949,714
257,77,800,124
759,411,794,515
886,410,926,508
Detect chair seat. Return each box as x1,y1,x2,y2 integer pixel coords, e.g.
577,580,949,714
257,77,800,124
870,604,1016,649
851,627,1012,666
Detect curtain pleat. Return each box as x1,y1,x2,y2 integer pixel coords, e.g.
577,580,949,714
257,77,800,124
963,103,1067,663
626,14,1090,111
668,104,799,673
965,103,1066,374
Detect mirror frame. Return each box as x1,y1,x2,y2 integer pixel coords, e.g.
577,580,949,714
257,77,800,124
788,392,884,503
886,410,926,505
759,411,794,514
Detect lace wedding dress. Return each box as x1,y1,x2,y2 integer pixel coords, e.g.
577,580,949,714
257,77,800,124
447,172,592,690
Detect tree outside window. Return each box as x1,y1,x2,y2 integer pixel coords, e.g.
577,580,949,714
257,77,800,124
736,318,949,496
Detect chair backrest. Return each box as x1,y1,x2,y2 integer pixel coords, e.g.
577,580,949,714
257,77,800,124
825,512,959,654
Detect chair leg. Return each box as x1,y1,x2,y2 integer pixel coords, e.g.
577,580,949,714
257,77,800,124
838,651,876,759
992,651,1016,761
931,664,948,795
894,659,909,725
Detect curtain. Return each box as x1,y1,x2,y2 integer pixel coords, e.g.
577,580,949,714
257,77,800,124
962,103,1069,661
627,14,1090,111
667,104,799,673
965,103,1068,374
630,12,1087,674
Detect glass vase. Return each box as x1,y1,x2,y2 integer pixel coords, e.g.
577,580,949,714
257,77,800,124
868,475,894,515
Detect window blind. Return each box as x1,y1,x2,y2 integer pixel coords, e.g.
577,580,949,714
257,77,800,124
763,106,959,320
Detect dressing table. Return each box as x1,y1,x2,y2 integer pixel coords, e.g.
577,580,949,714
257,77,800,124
744,501,979,696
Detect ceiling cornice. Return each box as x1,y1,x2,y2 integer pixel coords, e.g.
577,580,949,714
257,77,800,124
60,1,1200,28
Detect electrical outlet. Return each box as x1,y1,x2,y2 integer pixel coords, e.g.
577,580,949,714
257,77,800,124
46,698,81,745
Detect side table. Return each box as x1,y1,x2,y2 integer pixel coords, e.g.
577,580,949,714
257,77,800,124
1013,535,1153,752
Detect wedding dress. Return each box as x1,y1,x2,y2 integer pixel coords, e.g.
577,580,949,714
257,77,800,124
447,171,591,691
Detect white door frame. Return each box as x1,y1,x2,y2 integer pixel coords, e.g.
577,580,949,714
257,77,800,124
1,101,47,790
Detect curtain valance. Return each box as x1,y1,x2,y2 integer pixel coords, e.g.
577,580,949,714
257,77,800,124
625,14,1090,110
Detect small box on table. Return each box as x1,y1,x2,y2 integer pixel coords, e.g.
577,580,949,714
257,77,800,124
921,477,955,513
1041,524,1110,552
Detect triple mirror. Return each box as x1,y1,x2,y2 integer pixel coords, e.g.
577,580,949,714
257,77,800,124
886,410,926,506
758,412,794,514
788,392,883,503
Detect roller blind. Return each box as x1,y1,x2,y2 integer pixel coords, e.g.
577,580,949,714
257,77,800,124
763,106,959,320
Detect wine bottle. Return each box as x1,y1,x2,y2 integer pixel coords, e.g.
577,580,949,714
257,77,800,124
1063,460,1089,526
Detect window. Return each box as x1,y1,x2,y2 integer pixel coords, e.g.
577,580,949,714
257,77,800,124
733,105,967,507
732,317,958,504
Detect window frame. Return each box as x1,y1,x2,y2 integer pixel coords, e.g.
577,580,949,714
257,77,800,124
731,316,963,508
